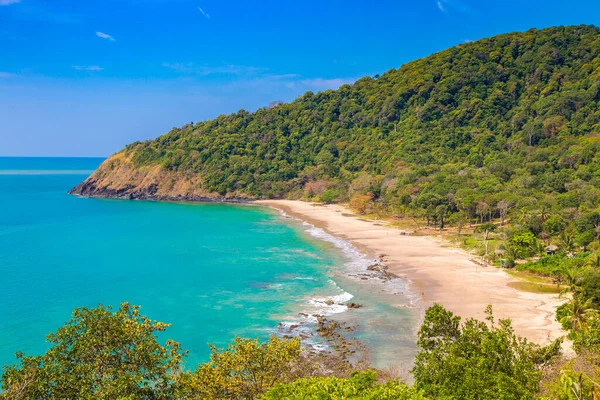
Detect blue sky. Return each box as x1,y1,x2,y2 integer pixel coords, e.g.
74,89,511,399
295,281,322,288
0,0,598,156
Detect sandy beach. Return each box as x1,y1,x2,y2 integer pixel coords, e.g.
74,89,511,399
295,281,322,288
257,200,567,347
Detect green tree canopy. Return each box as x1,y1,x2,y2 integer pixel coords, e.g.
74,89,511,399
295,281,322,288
0,303,185,400
412,304,561,400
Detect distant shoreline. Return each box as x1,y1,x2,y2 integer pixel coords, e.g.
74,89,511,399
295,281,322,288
256,200,567,348
65,190,568,346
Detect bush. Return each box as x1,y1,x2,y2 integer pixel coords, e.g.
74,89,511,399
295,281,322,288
509,230,541,258
413,304,561,400
348,193,373,215
262,371,426,400
320,189,337,204
178,336,303,400
505,257,516,268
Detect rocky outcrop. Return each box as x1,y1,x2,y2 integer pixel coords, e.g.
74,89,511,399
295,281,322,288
69,152,253,203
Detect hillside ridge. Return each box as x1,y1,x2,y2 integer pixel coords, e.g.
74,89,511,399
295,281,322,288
71,25,600,215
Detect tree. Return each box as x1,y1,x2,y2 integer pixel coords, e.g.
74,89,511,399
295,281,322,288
497,200,513,226
542,116,567,138
508,230,541,258
448,211,468,237
516,208,532,226
560,265,581,298
1,303,185,400
475,223,497,263
559,295,598,333
349,193,373,215
413,304,561,400
535,203,552,224
436,204,448,231
320,189,337,204
476,201,491,224
560,232,577,253
178,336,304,400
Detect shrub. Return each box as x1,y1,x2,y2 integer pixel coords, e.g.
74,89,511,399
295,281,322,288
413,304,561,399
262,371,426,400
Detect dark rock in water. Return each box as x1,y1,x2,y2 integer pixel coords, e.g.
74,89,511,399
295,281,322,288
346,302,362,309
367,263,388,272
325,299,335,305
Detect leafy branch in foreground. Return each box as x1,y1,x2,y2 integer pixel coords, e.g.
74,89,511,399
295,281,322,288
1,303,185,400
413,304,561,400
1,303,567,399
178,336,303,400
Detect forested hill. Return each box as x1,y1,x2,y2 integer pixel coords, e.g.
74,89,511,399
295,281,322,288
72,25,600,214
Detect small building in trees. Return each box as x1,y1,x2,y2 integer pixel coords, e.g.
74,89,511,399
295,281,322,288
545,245,558,255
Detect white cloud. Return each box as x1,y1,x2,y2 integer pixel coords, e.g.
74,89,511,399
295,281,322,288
292,77,355,91
437,0,473,14
162,62,354,94
73,65,103,71
222,74,354,93
163,63,265,76
96,31,115,41
197,6,209,18
0,0,20,5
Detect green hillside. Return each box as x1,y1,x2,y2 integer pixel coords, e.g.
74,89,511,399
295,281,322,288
72,25,600,248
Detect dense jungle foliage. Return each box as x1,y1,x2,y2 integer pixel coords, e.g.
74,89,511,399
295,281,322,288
0,303,565,399
127,25,600,211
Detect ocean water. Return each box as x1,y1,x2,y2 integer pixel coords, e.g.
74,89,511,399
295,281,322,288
0,157,418,370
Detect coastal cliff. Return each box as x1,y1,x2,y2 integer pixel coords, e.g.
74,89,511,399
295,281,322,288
69,152,252,203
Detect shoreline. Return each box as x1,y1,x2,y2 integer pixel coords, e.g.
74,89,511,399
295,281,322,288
257,200,567,348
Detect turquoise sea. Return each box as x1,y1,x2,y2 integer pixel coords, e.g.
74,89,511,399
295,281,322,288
0,157,418,370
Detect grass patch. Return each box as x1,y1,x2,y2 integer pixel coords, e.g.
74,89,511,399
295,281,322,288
506,281,562,294
505,270,563,294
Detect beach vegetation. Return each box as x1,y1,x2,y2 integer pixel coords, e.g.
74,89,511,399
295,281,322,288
413,304,560,399
0,303,185,400
261,371,426,399
177,336,306,400
1,302,570,399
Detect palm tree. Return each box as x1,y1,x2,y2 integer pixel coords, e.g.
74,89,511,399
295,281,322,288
504,242,521,260
588,255,600,269
516,207,531,225
560,232,576,253
535,204,551,224
560,294,598,333
559,266,581,298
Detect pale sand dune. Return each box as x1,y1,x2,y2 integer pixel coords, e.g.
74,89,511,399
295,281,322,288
257,200,567,347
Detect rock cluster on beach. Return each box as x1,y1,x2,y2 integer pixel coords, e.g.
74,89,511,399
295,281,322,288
347,253,398,283
277,298,367,362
